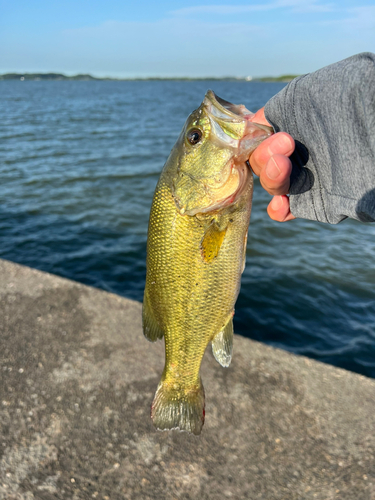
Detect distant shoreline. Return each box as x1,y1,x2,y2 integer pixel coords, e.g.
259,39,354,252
0,72,298,83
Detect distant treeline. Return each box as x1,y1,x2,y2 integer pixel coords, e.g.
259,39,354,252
0,72,299,82
257,74,300,82
0,73,99,81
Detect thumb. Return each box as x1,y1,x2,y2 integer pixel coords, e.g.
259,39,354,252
249,107,271,127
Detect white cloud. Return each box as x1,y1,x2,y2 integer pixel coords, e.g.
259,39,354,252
170,5,273,16
170,0,335,17
277,0,335,12
343,6,375,30
321,5,375,30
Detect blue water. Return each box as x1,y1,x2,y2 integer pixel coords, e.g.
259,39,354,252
1,80,375,378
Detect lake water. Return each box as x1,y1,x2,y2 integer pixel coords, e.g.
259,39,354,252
1,80,374,378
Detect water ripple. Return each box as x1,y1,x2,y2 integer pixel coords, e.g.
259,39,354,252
1,79,374,378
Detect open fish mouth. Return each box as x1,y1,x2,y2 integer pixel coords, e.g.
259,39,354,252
203,90,273,162
172,90,272,216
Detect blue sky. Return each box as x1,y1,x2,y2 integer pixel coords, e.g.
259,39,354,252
1,0,374,77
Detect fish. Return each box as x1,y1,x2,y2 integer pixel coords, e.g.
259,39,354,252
143,90,272,435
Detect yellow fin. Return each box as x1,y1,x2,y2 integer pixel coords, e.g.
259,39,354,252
142,290,164,342
211,314,234,367
200,221,227,263
151,378,205,435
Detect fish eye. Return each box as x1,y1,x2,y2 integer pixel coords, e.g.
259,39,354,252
186,128,202,145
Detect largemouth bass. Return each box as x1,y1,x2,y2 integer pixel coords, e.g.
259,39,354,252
143,91,272,434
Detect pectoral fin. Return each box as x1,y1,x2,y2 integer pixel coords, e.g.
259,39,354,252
200,221,227,263
212,314,234,367
142,290,164,342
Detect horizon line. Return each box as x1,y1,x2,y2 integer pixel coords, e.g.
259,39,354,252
0,71,299,82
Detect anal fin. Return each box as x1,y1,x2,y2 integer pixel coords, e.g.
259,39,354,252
212,314,234,367
142,290,164,342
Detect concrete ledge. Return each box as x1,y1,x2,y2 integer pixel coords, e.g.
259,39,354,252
0,258,374,499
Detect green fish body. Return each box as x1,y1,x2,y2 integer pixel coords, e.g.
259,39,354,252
143,91,272,434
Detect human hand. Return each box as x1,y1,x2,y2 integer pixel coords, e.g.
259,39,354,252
249,107,296,222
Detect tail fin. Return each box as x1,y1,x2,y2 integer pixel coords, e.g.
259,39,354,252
151,379,205,435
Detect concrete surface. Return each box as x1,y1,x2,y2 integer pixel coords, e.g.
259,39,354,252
0,258,374,500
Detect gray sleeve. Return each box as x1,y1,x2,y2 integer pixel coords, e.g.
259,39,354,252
264,52,375,224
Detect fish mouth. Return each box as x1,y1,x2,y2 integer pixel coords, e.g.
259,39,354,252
204,90,253,123
203,90,273,162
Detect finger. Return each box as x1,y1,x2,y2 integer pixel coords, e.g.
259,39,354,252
267,195,296,222
250,132,295,176
259,154,292,196
248,107,270,127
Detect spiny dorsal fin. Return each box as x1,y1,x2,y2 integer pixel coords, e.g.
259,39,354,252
142,290,164,342
200,220,227,263
212,314,234,367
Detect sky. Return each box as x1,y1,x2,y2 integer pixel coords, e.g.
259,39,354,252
0,0,374,78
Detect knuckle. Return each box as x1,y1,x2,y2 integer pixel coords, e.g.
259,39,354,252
261,178,288,196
